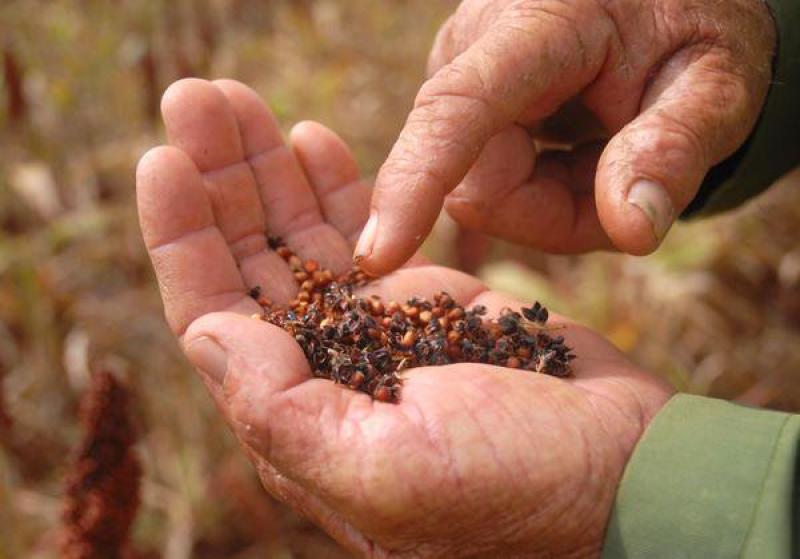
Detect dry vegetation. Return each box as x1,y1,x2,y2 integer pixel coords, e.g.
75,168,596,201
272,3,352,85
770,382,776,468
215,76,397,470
1,0,799,557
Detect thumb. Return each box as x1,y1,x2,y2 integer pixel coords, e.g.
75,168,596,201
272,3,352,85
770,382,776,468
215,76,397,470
182,312,323,467
354,7,610,274
595,48,770,254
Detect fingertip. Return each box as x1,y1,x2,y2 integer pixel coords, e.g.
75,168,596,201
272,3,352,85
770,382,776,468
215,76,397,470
135,145,212,249
160,77,243,171
290,120,359,190
160,77,210,121
212,79,283,154
595,123,701,255
288,119,322,141
596,176,672,256
136,144,193,181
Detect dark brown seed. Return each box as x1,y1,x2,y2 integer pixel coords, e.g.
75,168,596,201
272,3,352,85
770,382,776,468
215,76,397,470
349,371,365,389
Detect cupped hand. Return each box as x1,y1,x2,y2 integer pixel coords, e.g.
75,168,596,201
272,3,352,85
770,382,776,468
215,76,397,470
355,0,776,274
137,78,673,558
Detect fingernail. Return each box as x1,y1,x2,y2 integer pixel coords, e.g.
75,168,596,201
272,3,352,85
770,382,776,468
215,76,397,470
626,180,674,241
353,211,378,263
184,336,228,385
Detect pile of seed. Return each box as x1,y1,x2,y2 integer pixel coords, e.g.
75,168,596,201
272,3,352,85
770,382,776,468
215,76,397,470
251,237,575,403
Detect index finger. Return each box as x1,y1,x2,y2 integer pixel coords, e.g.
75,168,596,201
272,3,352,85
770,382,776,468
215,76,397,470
354,6,611,274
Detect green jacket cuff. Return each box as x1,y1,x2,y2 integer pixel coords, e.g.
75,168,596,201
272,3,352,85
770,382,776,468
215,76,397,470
683,0,800,217
603,394,800,559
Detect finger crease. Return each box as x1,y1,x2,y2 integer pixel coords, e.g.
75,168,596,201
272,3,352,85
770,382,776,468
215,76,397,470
147,224,218,254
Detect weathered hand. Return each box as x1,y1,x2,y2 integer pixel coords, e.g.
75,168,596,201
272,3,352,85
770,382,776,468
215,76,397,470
355,0,776,274
137,79,672,558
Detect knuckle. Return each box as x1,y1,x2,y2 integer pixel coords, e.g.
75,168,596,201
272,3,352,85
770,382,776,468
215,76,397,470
632,112,707,168
410,67,494,148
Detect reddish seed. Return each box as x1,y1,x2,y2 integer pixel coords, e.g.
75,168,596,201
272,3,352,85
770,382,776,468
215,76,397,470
374,386,393,402
400,330,417,348
312,271,326,285
258,242,574,402
257,297,272,307
288,255,303,271
403,305,419,318
447,343,461,360
447,307,465,320
369,298,385,315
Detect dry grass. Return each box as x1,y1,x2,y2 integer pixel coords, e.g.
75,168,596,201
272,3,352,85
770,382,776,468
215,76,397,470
1,1,798,557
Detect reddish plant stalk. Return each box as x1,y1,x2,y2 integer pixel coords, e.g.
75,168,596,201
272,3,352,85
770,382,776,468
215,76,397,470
60,372,141,559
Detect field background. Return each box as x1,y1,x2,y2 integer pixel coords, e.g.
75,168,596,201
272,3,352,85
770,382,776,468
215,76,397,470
1,1,799,557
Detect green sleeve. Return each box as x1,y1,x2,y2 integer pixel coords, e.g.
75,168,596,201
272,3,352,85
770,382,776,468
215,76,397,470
683,0,800,217
603,394,800,559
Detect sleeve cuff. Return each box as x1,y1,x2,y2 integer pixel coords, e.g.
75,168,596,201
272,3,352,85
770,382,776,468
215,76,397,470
603,394,799,559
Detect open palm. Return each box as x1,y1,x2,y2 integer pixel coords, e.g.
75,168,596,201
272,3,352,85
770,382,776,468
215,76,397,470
137,79,672,558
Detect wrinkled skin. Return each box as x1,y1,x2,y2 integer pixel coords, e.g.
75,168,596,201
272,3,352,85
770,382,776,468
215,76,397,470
355,0,777,274
137,79,672,558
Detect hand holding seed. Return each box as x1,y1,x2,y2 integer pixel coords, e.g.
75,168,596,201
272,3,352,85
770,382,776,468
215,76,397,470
355,0,776,274
137,78,673,557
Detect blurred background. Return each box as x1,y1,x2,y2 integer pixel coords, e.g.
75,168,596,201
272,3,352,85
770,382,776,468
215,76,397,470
1,0,799,557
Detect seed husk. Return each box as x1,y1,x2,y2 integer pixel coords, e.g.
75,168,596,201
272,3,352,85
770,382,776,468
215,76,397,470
256,237,575,403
